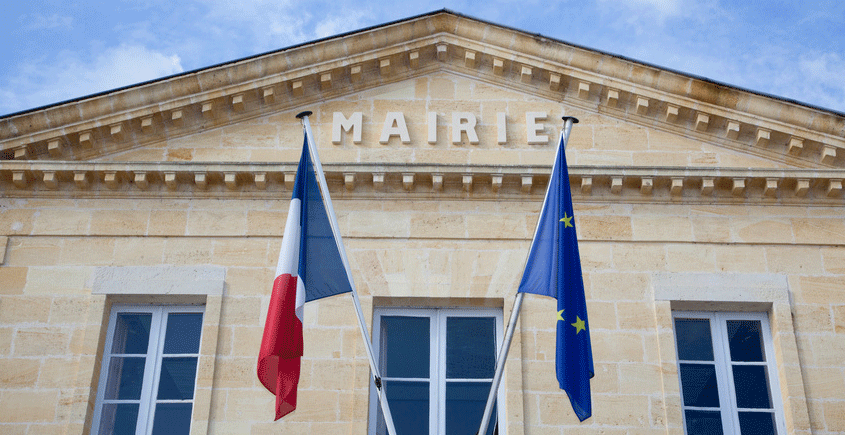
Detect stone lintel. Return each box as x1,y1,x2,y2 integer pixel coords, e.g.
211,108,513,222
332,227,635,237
373,172,385,190
350,65,362,82
756,128,771,147
764,178,778,197
549,73,562,91
726,120,741,139
134,171,149,190
606,89,619,107
636,97,649,115
141,116,156,132
464,50,477,68
670,177,683,196
231,94,245,112
577,81,590,99
695,113,710,132
581,176,592,195
110,123,124,141
344,173,355,191
610,176,623,194
47,139,64,157
492,58,505,75
91,266,225,296
224,172,238,190
640,177,653,195
665,105,679,123
520,66,533,84
201,103,215,119
74,171,89,189
254,172,267,190
402,173,415,191
43,171,58,189
491,174,503,192
194,172,208,190
821,145,836,165
379,59,391,76
320,73,333,90
787,137,804,156
262,87,275,105
432,173,444,191
520,174,532,194
463,173,474,192
827,179,843,197
436,44,448,61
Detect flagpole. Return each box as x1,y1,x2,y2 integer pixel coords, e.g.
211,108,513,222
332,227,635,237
296,111,398,435
476,116,578,435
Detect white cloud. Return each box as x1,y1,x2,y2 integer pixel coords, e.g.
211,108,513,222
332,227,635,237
795,52,845,111
0,45,183,115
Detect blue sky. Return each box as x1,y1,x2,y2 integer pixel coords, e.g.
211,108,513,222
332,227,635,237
2,0,844,116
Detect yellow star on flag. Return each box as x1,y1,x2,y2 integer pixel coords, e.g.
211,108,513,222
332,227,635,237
560,212,573,228
571,316,586,334
556,309,565,322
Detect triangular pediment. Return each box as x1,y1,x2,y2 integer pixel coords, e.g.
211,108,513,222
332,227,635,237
2,10,844,202
85,70,803,173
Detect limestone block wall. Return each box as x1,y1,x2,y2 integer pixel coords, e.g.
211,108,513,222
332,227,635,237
0,195,843,434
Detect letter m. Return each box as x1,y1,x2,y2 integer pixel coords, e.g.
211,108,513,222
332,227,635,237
332,112,363,144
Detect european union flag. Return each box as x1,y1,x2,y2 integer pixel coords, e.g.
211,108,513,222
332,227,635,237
518,122,594,422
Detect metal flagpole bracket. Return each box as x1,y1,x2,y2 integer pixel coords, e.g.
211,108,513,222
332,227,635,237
296,110,313,119
374,376,382,390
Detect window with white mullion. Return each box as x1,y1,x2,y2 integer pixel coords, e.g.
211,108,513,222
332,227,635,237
719,314,782,435
94,305,204,435
674,311,785,435
439,313,498,435
370,307,503,435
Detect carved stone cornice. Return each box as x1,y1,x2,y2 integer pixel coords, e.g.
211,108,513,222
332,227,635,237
2,161,843,204
1,11,843,169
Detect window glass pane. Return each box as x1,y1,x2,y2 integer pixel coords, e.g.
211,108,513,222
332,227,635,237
679,363,721,408
98,403,139,435
380,316,429,378
738,411,776,435
446,316,496,379
733,365,772,409
151,403,193,435
684,409,724,435
727,320,765,362
111,313,152,354
157,357,198,400
163,313,203,354
104,356,146,400
376,381,428,435
446,381,496,435
674,318,714,361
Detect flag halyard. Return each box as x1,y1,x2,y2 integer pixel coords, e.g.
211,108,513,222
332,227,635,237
518,131,594,422
257,134,352,420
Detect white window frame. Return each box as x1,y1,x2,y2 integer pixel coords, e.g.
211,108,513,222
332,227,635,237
368,307,505,435
673,311,786,435
92,304,205,435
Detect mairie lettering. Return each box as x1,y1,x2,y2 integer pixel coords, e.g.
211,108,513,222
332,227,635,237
331,111,550,145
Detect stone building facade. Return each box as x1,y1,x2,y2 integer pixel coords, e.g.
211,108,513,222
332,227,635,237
1,10,843,435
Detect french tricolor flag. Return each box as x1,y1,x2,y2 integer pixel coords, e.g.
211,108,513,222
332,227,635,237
257,133,353,420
